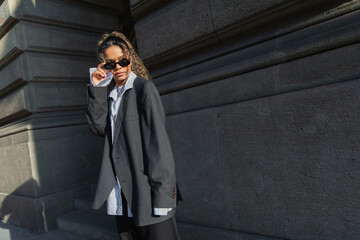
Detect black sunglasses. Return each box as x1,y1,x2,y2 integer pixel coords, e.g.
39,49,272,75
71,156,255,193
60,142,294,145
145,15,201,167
103,58,130,70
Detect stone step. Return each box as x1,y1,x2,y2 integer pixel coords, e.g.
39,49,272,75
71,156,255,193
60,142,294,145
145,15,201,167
74,195,107,215
42,228,92,240
0,220,92,240
56,210,119,240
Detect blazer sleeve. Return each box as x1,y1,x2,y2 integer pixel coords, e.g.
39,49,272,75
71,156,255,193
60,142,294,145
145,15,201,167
139,81,177,208
85,84,109,136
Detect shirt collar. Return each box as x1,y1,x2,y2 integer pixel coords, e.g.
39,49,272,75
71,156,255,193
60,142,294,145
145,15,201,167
108,71,137,101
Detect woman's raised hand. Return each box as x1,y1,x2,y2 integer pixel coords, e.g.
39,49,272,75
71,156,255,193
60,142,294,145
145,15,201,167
91,62,108,86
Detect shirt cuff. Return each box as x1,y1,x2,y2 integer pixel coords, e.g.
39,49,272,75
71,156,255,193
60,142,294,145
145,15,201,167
89,67,113,87
153,208,172,216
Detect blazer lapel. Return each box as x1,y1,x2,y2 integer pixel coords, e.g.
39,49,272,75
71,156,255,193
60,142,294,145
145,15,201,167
106,79,116,95
113,89,130,143
106,79,116,141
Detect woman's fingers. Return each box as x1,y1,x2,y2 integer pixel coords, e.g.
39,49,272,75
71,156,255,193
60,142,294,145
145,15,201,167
91,62,109,86
95,72,104,80
97,62,108,77
91,70,104,81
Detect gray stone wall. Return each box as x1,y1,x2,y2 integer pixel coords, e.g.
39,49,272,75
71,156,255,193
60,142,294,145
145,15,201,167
131,0,360,239
0,0,122,232
1,0,360,239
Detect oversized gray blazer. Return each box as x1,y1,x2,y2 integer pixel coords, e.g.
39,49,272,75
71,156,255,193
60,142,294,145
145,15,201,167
85,76,178,227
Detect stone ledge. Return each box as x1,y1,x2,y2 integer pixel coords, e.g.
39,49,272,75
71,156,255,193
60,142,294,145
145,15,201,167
0,88,29,126
130,0,171,21
0,21,100,65
155,5,360,95
0,82,88,126
0,52,95,98
0,16,17,40
0,0,119,36
60,0,126,13
137,0,347,67
150,0,360,81
0,110,90,144
161,41,360,116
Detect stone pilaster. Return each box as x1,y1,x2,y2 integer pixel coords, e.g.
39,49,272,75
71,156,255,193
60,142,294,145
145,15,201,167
0,0,120,232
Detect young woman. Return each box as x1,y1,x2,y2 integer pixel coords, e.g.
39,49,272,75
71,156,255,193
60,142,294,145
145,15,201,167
85,31,181,240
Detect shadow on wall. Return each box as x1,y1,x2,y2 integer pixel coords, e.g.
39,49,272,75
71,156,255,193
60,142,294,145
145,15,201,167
0,0,106,232
0,178,43,236
0,0,43,236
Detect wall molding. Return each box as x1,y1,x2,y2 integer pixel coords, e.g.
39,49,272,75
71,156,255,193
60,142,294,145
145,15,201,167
154,3,360,95
131,0,172,21
0,110,88,139
143,0,352,70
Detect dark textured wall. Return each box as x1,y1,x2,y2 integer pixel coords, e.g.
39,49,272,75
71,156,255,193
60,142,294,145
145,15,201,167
131,0,360,239
0,0,122,231
1,0,360,238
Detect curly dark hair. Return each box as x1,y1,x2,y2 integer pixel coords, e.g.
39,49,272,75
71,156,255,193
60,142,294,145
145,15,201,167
96,31,151,80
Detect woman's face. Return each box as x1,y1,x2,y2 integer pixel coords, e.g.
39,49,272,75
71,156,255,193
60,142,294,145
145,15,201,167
104,45,132,84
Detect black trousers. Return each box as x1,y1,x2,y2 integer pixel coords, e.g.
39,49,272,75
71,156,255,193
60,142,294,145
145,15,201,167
115,191,180,240
115,215,180,240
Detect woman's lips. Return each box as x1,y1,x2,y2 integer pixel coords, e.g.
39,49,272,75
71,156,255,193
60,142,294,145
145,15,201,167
115,72,125,76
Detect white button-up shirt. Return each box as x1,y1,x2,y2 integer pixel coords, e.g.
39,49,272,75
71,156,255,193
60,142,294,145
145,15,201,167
89,68,172,216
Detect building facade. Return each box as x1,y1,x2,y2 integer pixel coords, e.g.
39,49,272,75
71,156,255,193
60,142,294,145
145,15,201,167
1,0,360,239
